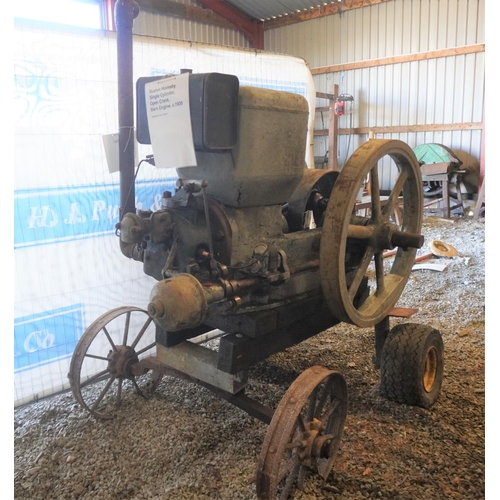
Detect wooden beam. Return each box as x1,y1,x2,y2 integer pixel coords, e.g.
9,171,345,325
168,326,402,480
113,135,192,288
263,0,389,30
328,84,339,171
135,0,236,30
311,44,485,75
313,122,483,136
196,0,264,49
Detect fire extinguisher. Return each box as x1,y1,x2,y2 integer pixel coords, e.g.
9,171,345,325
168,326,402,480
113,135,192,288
334,100,344,115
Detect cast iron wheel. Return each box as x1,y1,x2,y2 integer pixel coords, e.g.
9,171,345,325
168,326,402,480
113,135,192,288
320,139,424,328
379,323,444,408
68,306,161,419
256,366,347,500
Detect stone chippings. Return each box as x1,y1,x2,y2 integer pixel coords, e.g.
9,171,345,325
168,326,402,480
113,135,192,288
14,216,485,500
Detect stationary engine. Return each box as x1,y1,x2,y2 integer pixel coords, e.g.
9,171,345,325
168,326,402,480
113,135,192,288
116,72,424,352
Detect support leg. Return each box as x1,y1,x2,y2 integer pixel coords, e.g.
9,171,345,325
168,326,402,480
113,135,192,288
373,316,391,369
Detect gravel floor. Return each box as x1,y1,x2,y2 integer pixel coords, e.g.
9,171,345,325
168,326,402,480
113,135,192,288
14,214,486,500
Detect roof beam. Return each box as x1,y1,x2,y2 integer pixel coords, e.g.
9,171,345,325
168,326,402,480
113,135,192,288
263,0,390,30
136,0,236,30
196,0,264,49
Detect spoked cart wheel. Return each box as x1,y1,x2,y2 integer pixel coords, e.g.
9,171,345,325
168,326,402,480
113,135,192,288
379,323,444,408
320,139,425,327
256,366,348,500
68,306,162,419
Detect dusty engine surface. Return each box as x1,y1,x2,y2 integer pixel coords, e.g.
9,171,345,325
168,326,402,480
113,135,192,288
115,71,424,374
118,75,348,349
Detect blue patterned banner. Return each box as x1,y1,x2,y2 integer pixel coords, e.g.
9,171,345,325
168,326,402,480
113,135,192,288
14,304,85,373
14,179,176,248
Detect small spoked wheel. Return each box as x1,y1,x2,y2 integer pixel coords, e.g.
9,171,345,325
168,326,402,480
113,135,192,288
379,323,444,408
68,306,161,419
256,366,348,500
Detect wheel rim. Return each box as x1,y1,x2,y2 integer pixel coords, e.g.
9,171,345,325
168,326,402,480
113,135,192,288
68,307,159,419
256,366,348,499
320,139,424,327
423,346,439,393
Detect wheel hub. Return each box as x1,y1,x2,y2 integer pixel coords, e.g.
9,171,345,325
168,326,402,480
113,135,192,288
296,418,335,465
423,346,438,392
107,345,139,379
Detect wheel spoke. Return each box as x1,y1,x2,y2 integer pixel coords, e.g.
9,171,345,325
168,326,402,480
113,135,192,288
122,311,131,345
320,398,341,428
130,317,153,349
79,368,111,388
285,440,303,450
280,459,300,500
102,326,117,351
297,413,307,433
277,453,300,483
135,341,156,357
348,245,375,301
382,170,408,218
369,165,382,221
132,377,145,398
297,464,307,489
90,375,116,411
307,386,319,420
84,353,110,362
116,377,123,409
314,378,334,420
374,251,386,295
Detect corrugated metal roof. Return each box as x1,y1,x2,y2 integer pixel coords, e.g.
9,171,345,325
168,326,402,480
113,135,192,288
224,0,343,22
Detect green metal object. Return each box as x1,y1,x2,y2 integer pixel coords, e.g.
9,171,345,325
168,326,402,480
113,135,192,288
413,143,462,167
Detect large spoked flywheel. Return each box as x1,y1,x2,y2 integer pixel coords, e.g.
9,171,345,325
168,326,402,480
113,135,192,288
320,139,424,327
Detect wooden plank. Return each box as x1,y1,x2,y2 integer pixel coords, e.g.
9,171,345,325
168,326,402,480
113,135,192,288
311,44,485,75
313,122,483,136
316,92,336,100
263,0,389,30
389,307,419,318
328,84,339,171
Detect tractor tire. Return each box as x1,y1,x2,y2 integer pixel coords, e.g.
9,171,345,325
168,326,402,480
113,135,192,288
380,323,444,409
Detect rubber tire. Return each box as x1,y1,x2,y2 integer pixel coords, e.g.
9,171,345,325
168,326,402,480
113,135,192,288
379,323,444,409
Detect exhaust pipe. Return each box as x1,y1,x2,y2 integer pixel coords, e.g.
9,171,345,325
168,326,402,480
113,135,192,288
115,0,140,259
115,0,139,221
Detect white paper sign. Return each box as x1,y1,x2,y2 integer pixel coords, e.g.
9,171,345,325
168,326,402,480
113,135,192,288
144,73,197,169
102,133,120,173
102,133,139,174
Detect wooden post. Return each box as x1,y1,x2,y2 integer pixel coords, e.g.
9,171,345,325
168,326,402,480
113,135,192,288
328,84,339,171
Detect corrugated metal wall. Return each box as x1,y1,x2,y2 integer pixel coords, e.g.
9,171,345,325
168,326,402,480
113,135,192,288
265,0,485,189
133,0,250,48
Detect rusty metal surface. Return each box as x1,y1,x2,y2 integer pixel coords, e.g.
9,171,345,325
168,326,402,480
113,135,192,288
256,366,348,500
68,306,158,420
320,139,424,328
